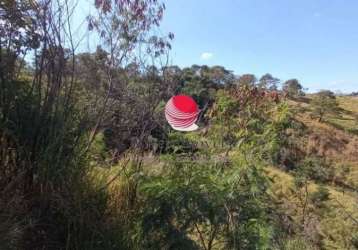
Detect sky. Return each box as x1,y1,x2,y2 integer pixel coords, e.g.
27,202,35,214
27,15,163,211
74,0,358,93
159,0,358,93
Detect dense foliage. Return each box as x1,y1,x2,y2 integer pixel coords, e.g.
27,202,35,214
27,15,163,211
1,1,357,249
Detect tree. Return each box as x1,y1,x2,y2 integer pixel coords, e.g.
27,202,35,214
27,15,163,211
237,74,257,87
258,73,280,90
180,65,228,107
83,0,174,154
282,79,304,97
311,90,340,122
0,0,41,86
204,65,235,85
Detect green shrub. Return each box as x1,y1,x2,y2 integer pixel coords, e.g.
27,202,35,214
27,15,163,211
296,157,334,183
311,185,330,208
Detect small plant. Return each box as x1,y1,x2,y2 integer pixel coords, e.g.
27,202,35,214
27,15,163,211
311,185,330,208
351,233,358,249
297,157,334,183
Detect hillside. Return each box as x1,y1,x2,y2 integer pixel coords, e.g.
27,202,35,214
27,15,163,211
293,96,358,189
266,95,358,249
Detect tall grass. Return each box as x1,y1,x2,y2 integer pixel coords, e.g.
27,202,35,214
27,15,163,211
0,1,115,248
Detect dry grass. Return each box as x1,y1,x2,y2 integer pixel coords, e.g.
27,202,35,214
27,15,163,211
301,118,358,162
337,96,358,114
265,96,358,249
266,166,358,250
293,95,358,134
289,96,358,190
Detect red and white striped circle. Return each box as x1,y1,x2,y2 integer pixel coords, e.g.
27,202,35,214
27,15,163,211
164,95,200,131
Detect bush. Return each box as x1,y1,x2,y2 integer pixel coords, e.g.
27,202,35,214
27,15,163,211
296,157,334,183
311,185,330,208
137,150,273,250
165,132,198,154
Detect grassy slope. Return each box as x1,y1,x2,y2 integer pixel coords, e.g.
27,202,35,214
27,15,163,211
268,96,358,250
303,95,358,187
267,166,357,250
333,96,358,133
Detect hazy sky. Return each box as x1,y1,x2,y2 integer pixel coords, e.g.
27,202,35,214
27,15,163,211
159,0,358,93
